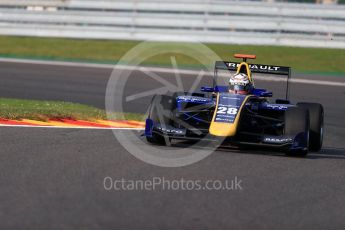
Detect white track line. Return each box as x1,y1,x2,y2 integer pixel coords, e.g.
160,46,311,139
243,75,345,87
0,57,199,74
0,57,344,87
0,124,144,130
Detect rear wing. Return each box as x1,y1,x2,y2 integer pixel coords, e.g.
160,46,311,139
214,61,292,100
215,61,291,76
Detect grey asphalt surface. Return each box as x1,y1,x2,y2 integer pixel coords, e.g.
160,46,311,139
0,60,345,229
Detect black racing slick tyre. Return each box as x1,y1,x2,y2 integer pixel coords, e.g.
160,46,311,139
284,107,310,156
146,134,167,145
146,94,176,145
297,103,324,152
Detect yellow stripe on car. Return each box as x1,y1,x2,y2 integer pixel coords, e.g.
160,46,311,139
209,94,251,137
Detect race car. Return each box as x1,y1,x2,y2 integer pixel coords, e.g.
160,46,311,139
144,54,324,156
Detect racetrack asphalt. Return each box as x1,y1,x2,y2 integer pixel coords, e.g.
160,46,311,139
0,60,345,229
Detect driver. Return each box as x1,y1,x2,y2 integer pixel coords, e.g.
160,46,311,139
229,73,253,95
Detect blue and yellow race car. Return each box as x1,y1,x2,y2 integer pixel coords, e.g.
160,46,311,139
145,54,324,156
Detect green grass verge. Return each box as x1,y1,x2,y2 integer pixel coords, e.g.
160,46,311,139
0,98,144,122
0,36,344,74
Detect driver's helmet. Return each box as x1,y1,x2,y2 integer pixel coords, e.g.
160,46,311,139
229,73,252,95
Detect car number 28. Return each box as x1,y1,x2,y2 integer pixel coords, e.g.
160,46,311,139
217,107,238,115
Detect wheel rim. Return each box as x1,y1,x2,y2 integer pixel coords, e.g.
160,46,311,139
320,114,324,146
307,129,310,150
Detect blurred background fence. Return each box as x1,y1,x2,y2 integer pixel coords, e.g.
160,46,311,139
0,0,344,48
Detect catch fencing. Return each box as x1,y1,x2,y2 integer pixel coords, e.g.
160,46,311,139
0,0,344,48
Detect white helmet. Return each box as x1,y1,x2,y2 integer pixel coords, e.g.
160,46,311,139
229,73,252,95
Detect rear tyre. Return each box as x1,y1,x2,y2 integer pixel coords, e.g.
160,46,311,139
297,103,324,152
284,107,310,156
146,94,176,145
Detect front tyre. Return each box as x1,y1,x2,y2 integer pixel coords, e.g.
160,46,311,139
146,134,167,145
146,94,175,145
